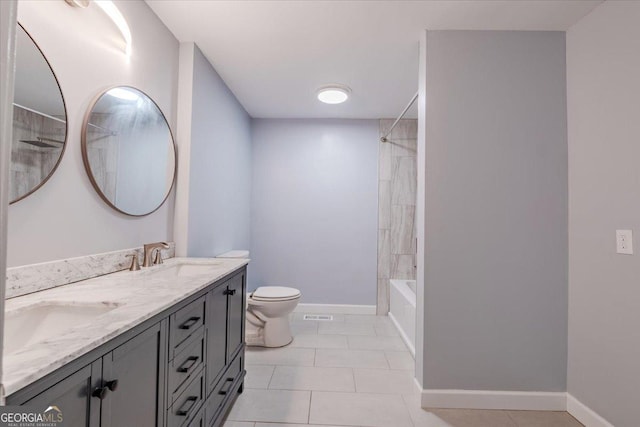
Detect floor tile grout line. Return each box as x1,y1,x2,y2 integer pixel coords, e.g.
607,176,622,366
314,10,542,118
265,364,276,390
505,410,520,427
399,392,418,427
351,367,358,393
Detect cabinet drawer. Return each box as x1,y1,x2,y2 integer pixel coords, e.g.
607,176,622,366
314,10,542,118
170,296,205,357
205,352,244,426
168,368,205,427
169,329,205,403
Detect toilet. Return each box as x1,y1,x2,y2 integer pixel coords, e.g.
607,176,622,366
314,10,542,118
216,251,301,348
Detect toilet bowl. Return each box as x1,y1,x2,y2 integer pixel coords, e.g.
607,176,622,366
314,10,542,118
215,250,301,348
246,286,301,347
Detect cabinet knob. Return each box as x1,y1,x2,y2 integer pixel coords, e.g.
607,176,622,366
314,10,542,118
106,380,119,392
92,386,108,400
223,288,236,296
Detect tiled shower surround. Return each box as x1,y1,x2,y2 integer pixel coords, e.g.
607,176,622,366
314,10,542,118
377,119,417,314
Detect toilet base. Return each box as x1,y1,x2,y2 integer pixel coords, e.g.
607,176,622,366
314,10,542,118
246,315,294,348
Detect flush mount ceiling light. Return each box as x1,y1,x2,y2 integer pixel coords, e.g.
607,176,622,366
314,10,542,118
317,85,351,104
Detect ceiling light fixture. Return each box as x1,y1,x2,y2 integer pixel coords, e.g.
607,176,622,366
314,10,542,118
317,85,351,104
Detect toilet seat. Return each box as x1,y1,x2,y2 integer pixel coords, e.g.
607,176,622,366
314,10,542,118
251,286,301,302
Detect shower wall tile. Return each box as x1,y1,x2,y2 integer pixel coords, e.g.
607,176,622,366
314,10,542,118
390,119,418,140
377,278,390,315
377,229,391,279
391,138,417,157
379,119,394,137
390,205,415,255
378,138,392,181
378,180,391,229
391,157,416,206
391,255,415,280
378,119,417,312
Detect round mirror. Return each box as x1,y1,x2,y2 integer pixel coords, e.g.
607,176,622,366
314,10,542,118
82,87,176,216
10,24,67,204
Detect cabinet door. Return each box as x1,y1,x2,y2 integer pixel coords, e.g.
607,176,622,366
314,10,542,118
100,321,167,427
23,361,101,427
206,283,228,391
226,271,245,361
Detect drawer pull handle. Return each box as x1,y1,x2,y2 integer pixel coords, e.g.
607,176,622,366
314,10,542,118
106,380,119,392
218,377,234,395
176,396,198,417
92,386,108,400
179,316,201,330
223,288,236,296
177,356,199,373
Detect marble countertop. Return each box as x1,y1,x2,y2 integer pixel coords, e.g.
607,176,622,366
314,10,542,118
3,257,249,396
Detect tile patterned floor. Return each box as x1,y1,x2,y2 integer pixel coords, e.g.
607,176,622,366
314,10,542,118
224,314,583,427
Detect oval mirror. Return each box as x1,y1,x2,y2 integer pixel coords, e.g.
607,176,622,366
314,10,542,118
10,24,67,203
81,87,176,216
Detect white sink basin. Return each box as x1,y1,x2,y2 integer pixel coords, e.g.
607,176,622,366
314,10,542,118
3,302,120,355
160,263,219,277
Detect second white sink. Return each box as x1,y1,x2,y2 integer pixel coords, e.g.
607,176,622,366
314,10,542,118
154,261,224,277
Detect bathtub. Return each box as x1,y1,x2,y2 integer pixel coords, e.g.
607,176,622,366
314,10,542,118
389,279,416,356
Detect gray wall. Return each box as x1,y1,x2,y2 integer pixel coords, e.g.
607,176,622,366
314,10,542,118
423,31,568,391
186,46,252,257
8,1,179,267
250,119,378,304
567,2,640,426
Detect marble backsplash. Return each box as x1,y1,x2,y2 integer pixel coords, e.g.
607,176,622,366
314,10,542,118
377,119,417,314
5,242,176,299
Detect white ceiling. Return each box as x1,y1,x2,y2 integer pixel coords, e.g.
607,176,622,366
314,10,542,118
147,0,602,119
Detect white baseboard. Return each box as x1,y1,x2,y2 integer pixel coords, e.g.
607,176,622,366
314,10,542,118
567,394,614,427
388,311,416,356
294,303,377,315
421,389,567,411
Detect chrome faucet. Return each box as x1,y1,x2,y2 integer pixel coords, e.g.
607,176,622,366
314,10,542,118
142,242,169,267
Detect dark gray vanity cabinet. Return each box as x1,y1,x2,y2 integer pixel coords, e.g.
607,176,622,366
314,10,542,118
22,360,102,427
100,322,166,427
10,323,165,427
225,272,245,364
206,284,229,390
6,266,247,427
204,269,246,427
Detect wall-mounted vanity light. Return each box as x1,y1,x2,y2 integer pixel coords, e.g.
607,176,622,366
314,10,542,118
64,0,132,58
64,0,90,7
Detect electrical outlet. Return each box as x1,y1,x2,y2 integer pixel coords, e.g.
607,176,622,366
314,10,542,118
616,230,633,255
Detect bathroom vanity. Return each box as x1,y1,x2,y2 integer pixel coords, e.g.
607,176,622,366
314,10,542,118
4,258,247,427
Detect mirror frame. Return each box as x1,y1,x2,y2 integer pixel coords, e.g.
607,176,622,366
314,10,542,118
80,85,177,217
10,23,69,205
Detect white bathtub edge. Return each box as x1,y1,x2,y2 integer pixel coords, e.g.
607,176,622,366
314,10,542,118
389,311,416,357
